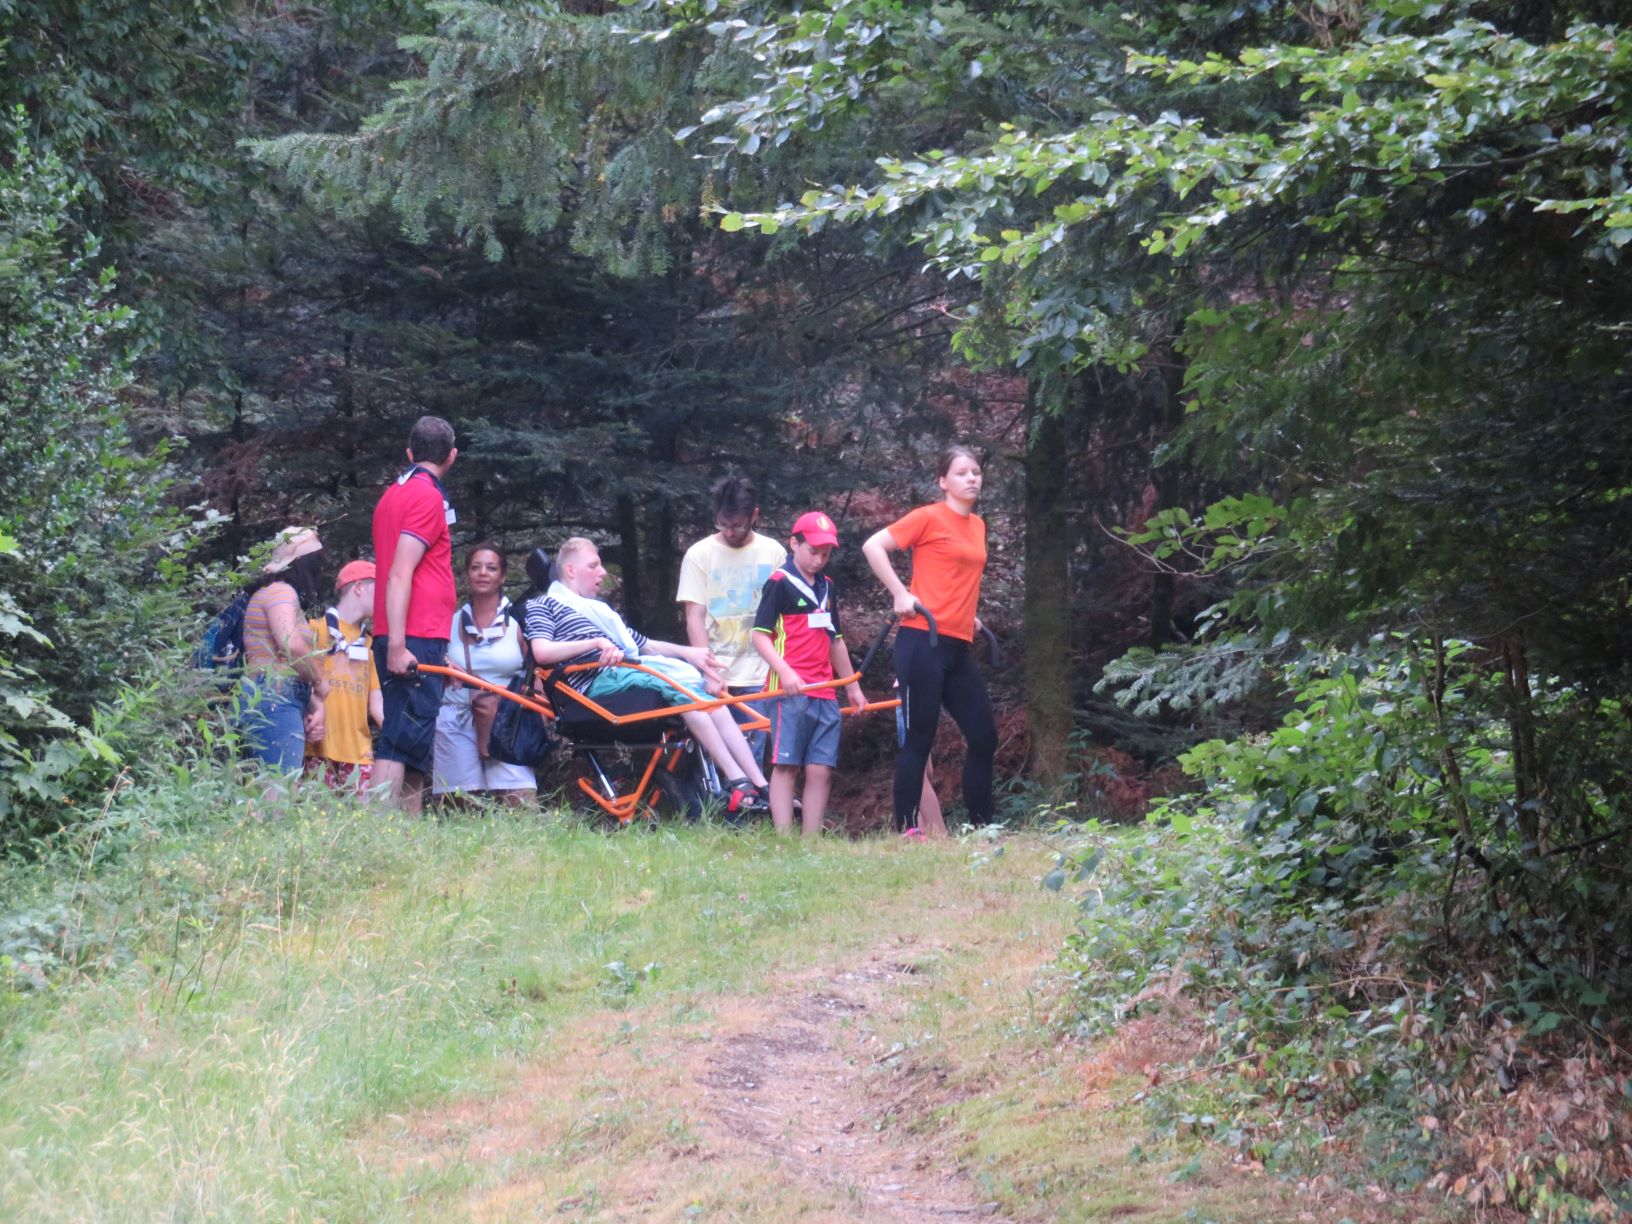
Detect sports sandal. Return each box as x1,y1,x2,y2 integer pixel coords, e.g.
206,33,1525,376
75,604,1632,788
725,779,766,817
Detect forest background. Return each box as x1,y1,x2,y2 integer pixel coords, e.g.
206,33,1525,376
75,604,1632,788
2,0,1631,1216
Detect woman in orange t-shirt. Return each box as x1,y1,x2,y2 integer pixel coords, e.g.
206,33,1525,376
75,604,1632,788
862,445,996,834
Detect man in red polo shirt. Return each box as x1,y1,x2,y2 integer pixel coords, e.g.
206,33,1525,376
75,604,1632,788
371,415,458,811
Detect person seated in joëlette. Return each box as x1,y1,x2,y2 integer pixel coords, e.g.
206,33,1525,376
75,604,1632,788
521,538,772,817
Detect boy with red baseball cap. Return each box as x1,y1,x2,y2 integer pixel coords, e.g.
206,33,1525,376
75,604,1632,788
304,559,383,792
751,511,867,836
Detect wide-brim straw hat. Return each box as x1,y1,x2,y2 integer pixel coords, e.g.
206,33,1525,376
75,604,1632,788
265,526,322,573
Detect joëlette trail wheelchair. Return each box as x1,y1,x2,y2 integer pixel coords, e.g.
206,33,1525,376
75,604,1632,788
418,657,900,824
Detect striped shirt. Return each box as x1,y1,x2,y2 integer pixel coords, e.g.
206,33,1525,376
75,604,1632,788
523,596,650,692
242,582,302,672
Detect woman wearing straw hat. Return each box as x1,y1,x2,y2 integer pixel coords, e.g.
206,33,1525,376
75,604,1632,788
236,526,331,776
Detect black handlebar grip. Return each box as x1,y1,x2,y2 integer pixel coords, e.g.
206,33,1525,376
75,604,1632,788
914,602,939,648
858,603,942,677
856,616,895,678
977,623,1003,669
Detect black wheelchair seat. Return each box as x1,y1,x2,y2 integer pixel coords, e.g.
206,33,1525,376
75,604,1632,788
551,685,684,745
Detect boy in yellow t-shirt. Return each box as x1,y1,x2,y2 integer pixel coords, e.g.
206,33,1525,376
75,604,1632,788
304,560,383,792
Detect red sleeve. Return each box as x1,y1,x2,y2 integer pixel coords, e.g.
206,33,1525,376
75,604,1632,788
887,505,934,549
398,479,444,544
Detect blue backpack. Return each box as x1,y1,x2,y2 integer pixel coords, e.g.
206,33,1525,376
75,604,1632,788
195,590,250,676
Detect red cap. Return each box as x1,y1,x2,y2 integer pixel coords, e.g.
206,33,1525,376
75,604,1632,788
335,559,376,591
791,511,839,547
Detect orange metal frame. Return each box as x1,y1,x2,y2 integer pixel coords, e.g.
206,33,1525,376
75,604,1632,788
415,660,899,824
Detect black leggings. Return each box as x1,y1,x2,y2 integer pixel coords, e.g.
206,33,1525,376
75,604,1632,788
894,626,997,829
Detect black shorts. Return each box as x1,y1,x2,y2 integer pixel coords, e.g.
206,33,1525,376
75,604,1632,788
372,636,447,775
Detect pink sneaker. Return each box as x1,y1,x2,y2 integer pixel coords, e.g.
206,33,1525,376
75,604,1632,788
900,827,925,840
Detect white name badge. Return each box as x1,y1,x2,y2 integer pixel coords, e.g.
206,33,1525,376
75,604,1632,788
807,611,834,631
347,643,371,662
445,506,458,525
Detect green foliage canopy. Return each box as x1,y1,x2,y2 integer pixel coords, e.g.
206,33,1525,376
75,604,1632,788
682,0,1632,1010
249,1,716,272
0,115,205,833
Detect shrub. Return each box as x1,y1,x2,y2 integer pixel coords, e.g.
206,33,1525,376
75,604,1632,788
0,111,214,845
1070,631,1632,1217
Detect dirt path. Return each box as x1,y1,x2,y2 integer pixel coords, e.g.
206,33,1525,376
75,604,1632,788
361,845,1419,1223
378,933,1007,1221
691,946,1000,1221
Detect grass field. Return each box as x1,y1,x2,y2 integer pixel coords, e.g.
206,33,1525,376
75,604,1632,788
0,787,1417,1221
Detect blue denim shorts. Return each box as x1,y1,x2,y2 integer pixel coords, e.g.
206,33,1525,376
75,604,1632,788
237,674,312,776
768,694,842,768
372,636,447,775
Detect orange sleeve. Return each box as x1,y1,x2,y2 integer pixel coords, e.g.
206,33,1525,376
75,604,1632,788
887,505,933,549
896,507,985,642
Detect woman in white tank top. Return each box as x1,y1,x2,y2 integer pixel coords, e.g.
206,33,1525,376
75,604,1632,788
432,544,536,807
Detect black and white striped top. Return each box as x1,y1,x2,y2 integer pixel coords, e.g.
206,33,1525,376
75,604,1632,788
523,595,651,692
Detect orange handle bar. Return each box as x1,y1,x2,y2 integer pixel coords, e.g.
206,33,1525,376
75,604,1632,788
843,700,902,716
553,662,868,723
413,664,556,718
415,661,898,727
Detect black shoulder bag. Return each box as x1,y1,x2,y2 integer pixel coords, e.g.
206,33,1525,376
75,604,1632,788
488,619,556,770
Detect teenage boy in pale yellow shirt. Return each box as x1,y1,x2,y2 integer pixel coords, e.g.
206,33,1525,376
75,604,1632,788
677,475,786,765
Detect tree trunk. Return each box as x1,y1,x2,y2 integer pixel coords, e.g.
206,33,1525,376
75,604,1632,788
1024,378,1073,784
1148,352,1189,647
615,492,644,621
339,327,360,493
645,425,681,635
1503,631,1544,851
647,498,677,637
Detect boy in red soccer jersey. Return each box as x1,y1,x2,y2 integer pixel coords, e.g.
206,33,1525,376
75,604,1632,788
751,512,867,836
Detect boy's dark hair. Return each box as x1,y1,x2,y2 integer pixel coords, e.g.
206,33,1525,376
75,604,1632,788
711,474,758,520
408,415,456,464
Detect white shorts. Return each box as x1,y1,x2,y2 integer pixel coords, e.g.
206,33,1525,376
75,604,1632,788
431,705,537,794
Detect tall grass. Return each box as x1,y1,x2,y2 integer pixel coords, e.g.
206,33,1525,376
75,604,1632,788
0,775,948,1220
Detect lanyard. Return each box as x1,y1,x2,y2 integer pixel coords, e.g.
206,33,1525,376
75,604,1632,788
397,464,456,524
324,609,369,658
779,565,828,612
458,597,512,643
